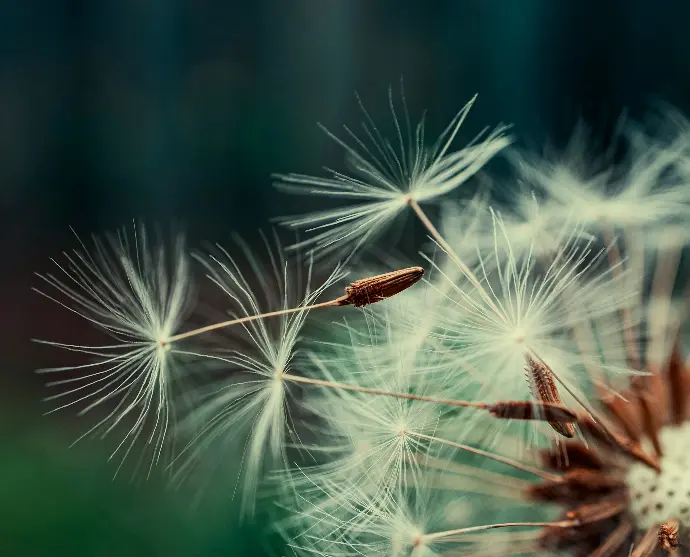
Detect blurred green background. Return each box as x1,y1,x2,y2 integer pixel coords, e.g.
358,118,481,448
2,1,690,555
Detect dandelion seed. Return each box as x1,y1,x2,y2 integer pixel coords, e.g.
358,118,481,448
423,215,640,448
282,457,570,557
275,83,510,260
282,471,466,557
287,327,448,513
33,224,193,474
166,266,425,343
172,236,347,512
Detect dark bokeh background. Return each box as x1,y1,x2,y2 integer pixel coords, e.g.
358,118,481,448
2,1,690,555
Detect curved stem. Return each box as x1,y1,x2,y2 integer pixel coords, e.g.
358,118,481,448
167,300,340,343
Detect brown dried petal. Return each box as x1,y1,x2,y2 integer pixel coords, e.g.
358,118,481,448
577,413,661,472
539,441,605,472
630,525,659,557
599,388,643,443
529,469,623,503
630,374,664,457
565,497,627,525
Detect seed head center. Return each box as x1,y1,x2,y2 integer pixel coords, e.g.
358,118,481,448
626,422,690,530
512,327,526,345
157,337,171,353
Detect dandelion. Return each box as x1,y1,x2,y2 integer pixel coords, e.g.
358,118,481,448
456,332,690,556
275,84,511,260
33,89,690,557
33,224,194,474
411,242,690,557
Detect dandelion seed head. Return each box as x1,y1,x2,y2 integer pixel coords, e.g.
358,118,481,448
275,85,510,259
451,297,690,556
276,316,454,524
419,216,640,451
173,235,346,512
34,224,193,474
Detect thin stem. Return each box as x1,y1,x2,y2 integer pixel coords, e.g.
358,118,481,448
283,375,577,425
167,300,340,343
408,432,560,481
282,373,490,409
407,197,501,316
420,519,577,543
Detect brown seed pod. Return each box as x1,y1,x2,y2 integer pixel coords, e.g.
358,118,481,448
525,355,576,438
335,266,424,308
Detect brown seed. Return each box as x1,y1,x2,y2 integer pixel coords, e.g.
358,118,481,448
488,400,577,423
525,355,576,438
335,266,424,308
